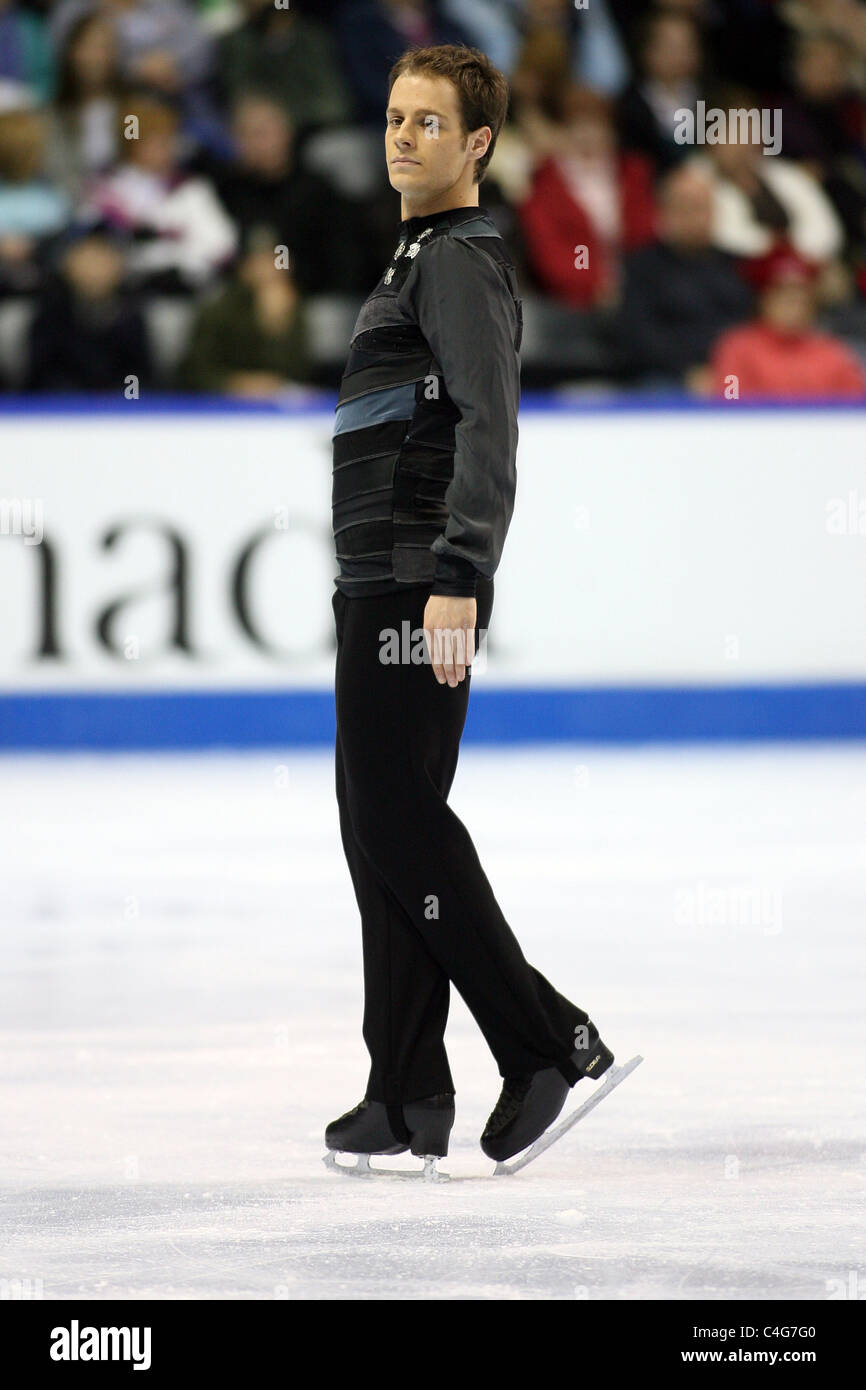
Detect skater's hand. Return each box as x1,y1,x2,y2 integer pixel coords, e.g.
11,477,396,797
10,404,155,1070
423,595,476,687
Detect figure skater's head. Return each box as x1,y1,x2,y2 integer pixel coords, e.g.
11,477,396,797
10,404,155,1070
386,44,509,214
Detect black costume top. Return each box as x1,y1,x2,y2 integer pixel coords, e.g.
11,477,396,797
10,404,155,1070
331,205,522,598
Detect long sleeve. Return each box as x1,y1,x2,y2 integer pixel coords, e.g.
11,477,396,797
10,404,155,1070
400,233,520,597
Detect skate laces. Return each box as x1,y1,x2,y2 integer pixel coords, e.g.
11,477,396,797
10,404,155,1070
484,1075,533,1134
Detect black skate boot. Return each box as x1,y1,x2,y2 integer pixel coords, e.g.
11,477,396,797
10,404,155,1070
481,1023,614,1162
324,1094,455,1180
325,1100,409,1157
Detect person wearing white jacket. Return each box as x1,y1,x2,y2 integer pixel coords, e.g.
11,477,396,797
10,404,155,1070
81,91,237,291
687,139,844,264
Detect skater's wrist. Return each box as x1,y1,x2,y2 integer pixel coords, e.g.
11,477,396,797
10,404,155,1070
430,553,479,598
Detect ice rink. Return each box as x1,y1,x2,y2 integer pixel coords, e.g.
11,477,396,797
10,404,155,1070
1,742,864,1301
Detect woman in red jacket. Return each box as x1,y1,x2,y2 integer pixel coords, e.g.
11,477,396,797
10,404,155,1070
711,246,865,400
518,85,656,309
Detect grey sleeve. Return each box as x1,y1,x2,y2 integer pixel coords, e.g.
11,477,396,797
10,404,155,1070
400,235,520,596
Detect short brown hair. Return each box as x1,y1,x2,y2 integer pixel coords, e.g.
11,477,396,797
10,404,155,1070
387,44,509,185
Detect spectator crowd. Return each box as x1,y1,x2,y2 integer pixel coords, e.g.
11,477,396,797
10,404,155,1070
2,0,866,399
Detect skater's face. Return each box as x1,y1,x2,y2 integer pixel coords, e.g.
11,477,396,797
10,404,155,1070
386,73,490,211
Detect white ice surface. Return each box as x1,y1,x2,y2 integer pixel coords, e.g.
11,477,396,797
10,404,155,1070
1,743,864,1300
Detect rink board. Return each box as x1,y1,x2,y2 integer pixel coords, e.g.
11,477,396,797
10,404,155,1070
2,398,866,746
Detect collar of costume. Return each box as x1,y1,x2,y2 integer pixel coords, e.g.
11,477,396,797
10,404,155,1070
399,205,488,237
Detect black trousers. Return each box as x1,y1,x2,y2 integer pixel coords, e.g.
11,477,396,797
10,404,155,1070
332,577,589,1105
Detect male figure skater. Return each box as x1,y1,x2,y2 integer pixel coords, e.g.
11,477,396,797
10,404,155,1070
326,45,614,1167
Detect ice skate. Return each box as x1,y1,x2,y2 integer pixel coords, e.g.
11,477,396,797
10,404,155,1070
323,1094,454,1181
481,1023,617,1163
491,1054,644,1174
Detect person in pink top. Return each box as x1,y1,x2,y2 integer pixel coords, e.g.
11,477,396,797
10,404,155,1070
711,246,865,400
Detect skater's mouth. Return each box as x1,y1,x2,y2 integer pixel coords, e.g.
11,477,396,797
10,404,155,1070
391,157,421,165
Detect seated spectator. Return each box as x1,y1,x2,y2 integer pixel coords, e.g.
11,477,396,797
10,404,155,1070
25,219,153,391
506,10,575,171
617,8,702,172
655,0,788,94
512,0,628,96
0,105,71,297
49,0,230,159
0,0,54,105
560,0,630,96
778,29,865,168
488,27,569,214
688,128,845,265
618,164,753,391
218,0,352,134
205,92,370,295
491,0,628,208
481,0,628,125
518,84,655,308
336,0,472,126
45,11,125,202
82,90,237,293
710,245,865,399
178,225,311,397
780,0,866,64
777,30,866,270
440,0,524,77
49,0,213,95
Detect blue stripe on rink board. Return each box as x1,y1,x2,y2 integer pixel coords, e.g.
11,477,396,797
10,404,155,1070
2,684,866,749
2,394,866,416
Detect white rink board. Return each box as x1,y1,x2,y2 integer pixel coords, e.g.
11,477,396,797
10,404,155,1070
2,407,866,690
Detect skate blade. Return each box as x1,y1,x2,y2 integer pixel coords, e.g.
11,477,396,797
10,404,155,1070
493,1054,644,1176
323,1151,450,1183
